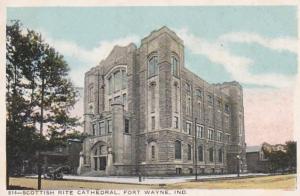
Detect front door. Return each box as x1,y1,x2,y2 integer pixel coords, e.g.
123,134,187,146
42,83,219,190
99,157,106,170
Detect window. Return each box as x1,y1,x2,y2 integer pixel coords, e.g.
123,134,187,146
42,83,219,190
198,146,204,162
227,135,230,143
198,102,202,119
218,149,223,163
123,94,127,106
188,144,192,160
197,125,204,138
99,122,105,136
151,116,155,130
150,83,156,113
148,56,158,77
186,97,191,115
217,99,222,109
225,104,230,113
108,76,113,94
174,116,179,129
186,122,192,135
108,120,112,133
196,89,202,97
108,99,112,110
92,124,96,136
125,119,129,133
122,70,127,89
175,140,182,159
176,168,182,175
151,145,155,160
114,71,122,91
207,94,213,105
114,96,121,103
174,83,178,113
217,131,222,142
88,86,94,102
209,148,214,162
208,129,214,140
171,56,178,76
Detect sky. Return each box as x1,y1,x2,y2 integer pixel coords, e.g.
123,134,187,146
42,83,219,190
7,6,298,145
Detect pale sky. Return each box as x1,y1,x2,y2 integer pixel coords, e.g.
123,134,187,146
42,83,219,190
7,6,298,145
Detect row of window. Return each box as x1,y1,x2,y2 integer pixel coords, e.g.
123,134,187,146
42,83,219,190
107,69,127,94
174,141,224,163
148,55,179,77
92,119,129,136
107,93,127,110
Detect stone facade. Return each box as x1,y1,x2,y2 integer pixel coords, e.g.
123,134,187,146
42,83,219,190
79,27,247,176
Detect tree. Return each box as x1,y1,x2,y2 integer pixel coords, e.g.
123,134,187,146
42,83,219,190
286,141,296,172
6,20,80,189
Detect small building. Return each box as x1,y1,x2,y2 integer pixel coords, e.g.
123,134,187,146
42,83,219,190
246,145,269,173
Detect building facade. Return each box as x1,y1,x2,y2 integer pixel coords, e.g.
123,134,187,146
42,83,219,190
79,27,247,176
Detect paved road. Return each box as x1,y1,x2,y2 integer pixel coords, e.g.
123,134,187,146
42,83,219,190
26,173,268,184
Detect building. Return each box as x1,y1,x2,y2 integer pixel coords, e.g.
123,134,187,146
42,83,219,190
246,145,268,173
79,26,247,176
246,142,286,173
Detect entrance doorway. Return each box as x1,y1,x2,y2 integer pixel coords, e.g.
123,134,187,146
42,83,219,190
99,157,106,170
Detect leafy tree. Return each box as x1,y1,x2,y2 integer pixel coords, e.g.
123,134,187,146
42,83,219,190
6,20,80,189
286,141,296,172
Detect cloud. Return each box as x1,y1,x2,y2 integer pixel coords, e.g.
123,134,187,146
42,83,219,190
177,28,296,88
219,32,297,54
46,36,140,66
37,29,139,87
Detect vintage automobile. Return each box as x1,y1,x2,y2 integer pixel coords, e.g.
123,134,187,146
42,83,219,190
43,166,70,180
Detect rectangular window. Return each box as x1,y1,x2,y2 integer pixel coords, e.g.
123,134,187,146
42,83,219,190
188,144,192,161
92,124,96,136
186,122,192,135
114,96,121,103
225,104,230,113
174,116,179,129
148,56,158,77
122,70,127,89
114,71,122,91
197,125,204,138
108,76,113,94
108,120,112,133
186,96,191,115
99,122,105,136
227,135,230,143
217,131,222,142
89,86,94,102
198,102,202,119
207,94,213,105
151,146,155,159
151,116,155,130
150,84,155,113
125,119,129,133
108,99,112,110
171,56,178,76
123,94,127,106
208,129,214,140
209,148,214,162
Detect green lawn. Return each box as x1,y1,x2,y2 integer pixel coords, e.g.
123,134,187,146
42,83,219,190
9,174,296,190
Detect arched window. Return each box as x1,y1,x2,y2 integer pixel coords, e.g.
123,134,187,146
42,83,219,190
171,56,178,76
175,140,182,159
198,146,204,162
148,56,158,77
188,144,192,160
209,147,214,162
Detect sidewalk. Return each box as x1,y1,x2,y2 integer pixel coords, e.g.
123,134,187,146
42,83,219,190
26,173,268,184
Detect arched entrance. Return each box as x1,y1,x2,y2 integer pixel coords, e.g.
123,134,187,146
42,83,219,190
91,142,108,171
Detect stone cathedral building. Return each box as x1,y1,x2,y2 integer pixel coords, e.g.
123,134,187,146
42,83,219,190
79,27,247,176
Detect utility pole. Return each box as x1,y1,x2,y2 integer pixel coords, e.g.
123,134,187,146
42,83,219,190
194,118,198,180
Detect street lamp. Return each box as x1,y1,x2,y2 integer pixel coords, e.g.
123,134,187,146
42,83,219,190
236,155,241,177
